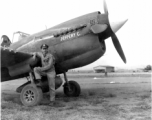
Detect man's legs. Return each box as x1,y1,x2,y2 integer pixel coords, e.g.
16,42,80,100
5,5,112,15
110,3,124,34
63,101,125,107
34,67,47,79
47,70,56,102
34,67,56,103
34,67,47,85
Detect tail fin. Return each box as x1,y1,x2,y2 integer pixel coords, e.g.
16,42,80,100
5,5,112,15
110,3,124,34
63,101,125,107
1,35,11,47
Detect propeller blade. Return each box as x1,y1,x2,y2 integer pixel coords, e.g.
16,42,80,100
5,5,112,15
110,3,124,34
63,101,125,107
103,0,108,14
111,33,126,63
101,0,127,63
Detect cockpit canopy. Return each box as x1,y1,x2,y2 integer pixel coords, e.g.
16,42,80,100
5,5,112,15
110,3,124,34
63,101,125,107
1,31,30,47
12,31,30,43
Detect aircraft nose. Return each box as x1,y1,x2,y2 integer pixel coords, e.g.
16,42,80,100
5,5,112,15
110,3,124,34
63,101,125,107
110,19,128,33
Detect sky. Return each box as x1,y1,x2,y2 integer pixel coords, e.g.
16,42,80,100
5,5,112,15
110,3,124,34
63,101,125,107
0,0,152,70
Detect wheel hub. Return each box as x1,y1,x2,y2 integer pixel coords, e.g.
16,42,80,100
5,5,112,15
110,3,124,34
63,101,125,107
68,86,74,93
24,90,35,102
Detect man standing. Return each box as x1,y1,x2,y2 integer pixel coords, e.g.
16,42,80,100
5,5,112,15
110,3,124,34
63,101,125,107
33,44,56,105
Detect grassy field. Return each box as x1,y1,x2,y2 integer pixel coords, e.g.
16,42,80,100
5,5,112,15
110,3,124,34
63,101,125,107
66,72,151,78
1,73,151,120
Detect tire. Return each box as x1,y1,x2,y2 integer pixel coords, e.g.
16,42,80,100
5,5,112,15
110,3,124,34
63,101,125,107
20,84,43,106
64,81,81,97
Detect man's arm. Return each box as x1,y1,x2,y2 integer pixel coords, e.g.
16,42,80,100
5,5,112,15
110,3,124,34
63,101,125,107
40,55,54,71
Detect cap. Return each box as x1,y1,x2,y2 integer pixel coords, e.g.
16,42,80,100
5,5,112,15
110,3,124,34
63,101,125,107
41,44,49,49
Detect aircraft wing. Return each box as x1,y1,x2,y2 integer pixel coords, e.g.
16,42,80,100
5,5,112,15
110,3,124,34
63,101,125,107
1,46,38,82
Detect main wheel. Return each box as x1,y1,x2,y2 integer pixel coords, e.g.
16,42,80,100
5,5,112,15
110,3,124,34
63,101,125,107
64,81,81,97
20,84,43,106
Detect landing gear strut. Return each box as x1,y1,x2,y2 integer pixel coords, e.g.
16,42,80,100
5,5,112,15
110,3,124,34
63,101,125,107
63,72,81,97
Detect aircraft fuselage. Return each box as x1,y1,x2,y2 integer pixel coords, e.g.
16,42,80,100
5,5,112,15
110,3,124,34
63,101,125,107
9,12,106,74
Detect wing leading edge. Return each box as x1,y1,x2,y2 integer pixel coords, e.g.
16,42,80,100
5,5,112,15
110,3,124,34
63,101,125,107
1,47,38,81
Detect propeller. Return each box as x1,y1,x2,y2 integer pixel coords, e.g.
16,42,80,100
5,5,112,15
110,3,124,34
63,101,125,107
104,0,127,63
103,0,108,14
111,32,126,63
90,0,127,63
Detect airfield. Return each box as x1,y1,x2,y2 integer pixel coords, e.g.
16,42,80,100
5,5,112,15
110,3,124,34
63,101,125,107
1,72,151,120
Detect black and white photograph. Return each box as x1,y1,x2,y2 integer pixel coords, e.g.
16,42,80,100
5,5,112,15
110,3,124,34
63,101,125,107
0,0,151,119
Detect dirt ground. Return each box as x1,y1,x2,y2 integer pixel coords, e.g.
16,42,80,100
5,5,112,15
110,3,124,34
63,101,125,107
1,72,151,120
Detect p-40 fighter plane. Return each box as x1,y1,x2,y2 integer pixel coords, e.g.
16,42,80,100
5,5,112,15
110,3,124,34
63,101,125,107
1,1,127,106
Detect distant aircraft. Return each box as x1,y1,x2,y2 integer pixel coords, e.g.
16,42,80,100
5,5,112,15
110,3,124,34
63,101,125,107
1,0,127,106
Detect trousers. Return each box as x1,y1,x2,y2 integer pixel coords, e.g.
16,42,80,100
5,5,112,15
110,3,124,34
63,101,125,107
34,67,56,102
